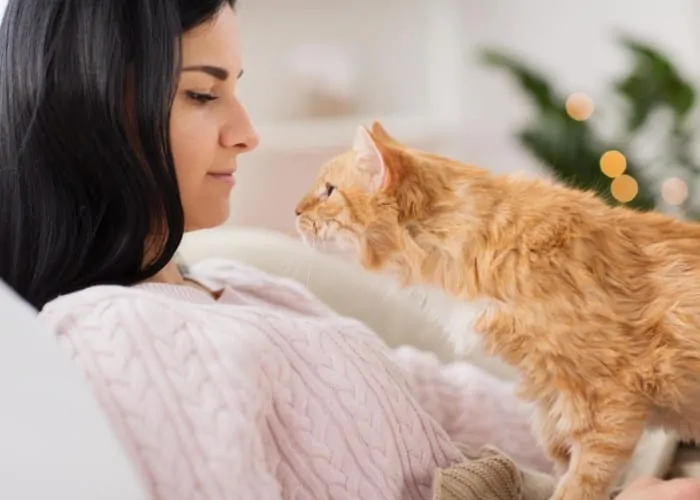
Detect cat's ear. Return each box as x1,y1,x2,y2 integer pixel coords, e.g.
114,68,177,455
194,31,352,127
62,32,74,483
353,125,390,191
370,121,402,147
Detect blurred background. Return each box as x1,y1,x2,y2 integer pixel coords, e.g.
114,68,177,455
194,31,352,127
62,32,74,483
230,0,700,235
2,0,699,234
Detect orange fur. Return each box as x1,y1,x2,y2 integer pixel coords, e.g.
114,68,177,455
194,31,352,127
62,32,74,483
295,122,700,500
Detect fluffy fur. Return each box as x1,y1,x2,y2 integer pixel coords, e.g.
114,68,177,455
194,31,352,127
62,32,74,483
294,121,700,500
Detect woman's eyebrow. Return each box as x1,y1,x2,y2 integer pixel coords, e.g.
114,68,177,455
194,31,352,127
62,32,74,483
181,65,244,81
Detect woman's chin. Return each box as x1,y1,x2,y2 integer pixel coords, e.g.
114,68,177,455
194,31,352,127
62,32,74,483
183,207,231,233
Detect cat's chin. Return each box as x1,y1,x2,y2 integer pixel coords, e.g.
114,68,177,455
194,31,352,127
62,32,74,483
325,242,361,262
299,235,360,262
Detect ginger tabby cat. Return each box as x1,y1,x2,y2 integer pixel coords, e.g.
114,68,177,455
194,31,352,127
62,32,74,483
294,121,700,500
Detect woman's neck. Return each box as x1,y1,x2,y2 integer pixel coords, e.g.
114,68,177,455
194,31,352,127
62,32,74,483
147,259,222,299
148,260,187,285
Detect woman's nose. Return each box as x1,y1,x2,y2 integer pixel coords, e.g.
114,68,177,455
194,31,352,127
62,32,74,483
220,102,259,153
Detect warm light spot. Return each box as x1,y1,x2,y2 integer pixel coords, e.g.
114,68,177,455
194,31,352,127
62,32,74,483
600,150,627,178
565,92,594,121
610,174,638,203
661,177,688,206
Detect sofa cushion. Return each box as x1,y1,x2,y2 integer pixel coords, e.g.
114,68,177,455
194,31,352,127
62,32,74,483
0,281,148,500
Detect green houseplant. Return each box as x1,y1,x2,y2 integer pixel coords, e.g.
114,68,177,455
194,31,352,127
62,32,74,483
480,36,699,219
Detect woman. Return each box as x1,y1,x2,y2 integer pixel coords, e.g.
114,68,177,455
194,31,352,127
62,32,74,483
0,1,696,499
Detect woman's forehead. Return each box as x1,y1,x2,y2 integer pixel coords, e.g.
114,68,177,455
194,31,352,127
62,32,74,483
180,6,241,69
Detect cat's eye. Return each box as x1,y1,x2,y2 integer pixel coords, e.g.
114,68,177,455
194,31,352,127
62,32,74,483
324,182,336,198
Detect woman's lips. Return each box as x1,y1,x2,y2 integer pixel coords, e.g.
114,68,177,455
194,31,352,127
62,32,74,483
207,172,235,186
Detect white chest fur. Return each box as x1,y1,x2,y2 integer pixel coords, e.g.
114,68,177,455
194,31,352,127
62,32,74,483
400,284,500,356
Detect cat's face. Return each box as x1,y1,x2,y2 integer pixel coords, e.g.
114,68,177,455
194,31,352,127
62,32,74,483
294,124,388,254
294,148,370,253
295,122,444,268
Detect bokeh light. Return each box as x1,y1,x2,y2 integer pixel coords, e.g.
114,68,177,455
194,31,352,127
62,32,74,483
610,174,638,203
661,177,688,206
600,150,627,178
565,92,594,121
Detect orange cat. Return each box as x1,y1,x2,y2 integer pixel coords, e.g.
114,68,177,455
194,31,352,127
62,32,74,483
295,121,700,500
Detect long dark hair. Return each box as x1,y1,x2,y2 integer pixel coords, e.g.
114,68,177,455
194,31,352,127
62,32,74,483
0,0,235,309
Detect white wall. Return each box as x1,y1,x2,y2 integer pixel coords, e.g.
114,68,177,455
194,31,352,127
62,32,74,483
231,0,700,234
455,0,700,174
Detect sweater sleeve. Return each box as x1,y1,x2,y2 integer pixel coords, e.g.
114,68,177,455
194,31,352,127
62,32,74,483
387,345,553,473
40,293,283,500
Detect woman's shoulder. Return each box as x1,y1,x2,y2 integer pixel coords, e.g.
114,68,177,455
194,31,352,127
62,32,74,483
38,258,259,320
39,284,182,333
41,283,152,313
38,257,335,336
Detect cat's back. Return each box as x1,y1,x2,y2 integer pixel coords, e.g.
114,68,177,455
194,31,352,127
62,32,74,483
484,177,686,315
623,208,700,259
488,175,620,257
451,170,700,418
599,205,700,301
513,181,700,359
497,175,700,269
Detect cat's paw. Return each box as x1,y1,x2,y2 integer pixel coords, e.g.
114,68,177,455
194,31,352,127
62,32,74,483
549,483,610,500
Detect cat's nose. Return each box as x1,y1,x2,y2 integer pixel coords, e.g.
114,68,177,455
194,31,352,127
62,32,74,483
295,208,301,216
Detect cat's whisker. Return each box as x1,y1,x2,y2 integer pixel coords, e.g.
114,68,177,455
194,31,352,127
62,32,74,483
282,255,318,293
303,257,313,289
301,235,326,288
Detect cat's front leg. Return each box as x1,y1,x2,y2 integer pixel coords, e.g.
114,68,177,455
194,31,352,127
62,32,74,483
549,404,647,500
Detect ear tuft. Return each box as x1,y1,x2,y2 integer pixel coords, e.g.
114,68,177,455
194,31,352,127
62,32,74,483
369,121,402,147
370,121,388,136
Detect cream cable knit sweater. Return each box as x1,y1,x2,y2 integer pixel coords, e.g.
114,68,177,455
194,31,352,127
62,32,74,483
39,259,550,499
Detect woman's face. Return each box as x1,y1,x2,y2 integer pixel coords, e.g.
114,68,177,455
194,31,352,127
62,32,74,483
170,6,258,231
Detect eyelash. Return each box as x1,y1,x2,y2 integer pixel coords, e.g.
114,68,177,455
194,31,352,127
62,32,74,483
186,91,218,104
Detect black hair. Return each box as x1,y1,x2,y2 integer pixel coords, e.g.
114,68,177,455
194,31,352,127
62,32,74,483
0,0,235,309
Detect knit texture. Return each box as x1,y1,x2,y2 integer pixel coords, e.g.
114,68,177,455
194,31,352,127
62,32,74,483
40,258,551,499
432,445,556,500
431,446,628,500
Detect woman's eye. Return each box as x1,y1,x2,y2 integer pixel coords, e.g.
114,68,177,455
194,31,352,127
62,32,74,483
325,182,336,197
186,91,218,104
